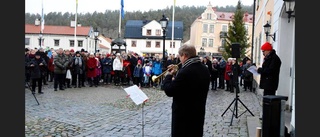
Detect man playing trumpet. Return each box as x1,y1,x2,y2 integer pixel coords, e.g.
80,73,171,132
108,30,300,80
161,44,211,137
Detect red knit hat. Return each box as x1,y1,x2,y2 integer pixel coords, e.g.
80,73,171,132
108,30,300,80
70,49,75,52
137,60,142,64
261,42,273,51
106,53,111,57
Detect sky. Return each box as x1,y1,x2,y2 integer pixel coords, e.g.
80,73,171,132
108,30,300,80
25,0,254,14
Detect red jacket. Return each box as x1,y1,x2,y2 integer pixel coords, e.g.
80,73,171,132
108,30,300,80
86,57,97,77
48,56,54,72
123,60,131,77
224,63,232,81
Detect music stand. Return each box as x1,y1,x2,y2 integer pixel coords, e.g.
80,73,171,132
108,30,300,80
26,82,40,105
221,61,254,126
123,85,149,137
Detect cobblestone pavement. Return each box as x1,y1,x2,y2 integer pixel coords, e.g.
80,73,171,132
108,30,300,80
25,82,261,137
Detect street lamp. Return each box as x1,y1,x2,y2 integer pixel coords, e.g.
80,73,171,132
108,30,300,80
159,14,168,71
283,0,295,23
94,28,99,53
263,21,276,42
39,31,43,48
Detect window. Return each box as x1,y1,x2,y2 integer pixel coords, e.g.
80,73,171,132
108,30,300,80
156,29,161,36
207,13,212,20
146,29,152,35
155,41,160,48
170,42,175,48
209,25,214,33
209,39,213,47
222,25,228,32
54,39,60,46
78,40,83,47
132,41,137,47
202,38,207,47
146,41,151,48
203,24,208,33
70,40,74,47
25,38,30,45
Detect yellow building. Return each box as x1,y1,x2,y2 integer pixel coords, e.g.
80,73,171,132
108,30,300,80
189,2,253,58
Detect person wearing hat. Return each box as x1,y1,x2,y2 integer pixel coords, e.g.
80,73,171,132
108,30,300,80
27,51,47,94
257,42,282,96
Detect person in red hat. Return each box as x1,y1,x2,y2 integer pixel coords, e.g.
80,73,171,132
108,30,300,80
257,42,282,96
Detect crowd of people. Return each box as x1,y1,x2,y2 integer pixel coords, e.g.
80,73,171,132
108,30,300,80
24,47,182,94
24,46,255,94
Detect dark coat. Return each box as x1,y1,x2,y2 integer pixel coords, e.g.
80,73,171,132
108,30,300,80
162,57,210,137
72,56,85,75
257,50,282,90
53,54,69,74
101,57,112,74
27,58,47,79
211,63,219,79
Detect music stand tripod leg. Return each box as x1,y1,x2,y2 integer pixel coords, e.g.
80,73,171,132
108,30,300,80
229,98,238,126
221,97,236,117
27,82,40,105
237,97,255,116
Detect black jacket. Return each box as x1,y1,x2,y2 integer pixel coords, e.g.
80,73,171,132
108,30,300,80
162,56,210,137
257,50,282,90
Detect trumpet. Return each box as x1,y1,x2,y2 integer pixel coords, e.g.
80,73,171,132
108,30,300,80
152,62,182,83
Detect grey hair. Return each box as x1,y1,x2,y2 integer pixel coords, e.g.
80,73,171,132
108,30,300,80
178,44,197,58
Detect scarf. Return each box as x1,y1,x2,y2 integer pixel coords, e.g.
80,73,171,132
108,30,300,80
75,57,82,66
181,56,201,69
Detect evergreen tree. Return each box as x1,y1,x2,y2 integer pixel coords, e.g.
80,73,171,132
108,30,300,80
222,0,251,60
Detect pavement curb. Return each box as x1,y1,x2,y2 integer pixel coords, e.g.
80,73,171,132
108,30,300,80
247,116,261,137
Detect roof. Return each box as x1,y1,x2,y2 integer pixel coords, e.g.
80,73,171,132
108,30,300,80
197,11,253,23
124,20,183,40
25,24,92,36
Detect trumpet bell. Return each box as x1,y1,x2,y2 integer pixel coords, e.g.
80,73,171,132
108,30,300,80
152,75,159,83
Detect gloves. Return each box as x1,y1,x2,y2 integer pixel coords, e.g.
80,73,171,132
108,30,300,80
89,67,94,71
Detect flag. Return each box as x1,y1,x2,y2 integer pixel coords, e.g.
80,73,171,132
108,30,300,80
41,0,45,33
121,0,125,19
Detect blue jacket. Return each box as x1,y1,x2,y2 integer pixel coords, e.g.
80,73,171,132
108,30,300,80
133,65,144,78
101,57,112,73
152,60,162,75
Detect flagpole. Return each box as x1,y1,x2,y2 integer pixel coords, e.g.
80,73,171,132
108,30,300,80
119,5,121,38
74,0,78,51
171,0,175,55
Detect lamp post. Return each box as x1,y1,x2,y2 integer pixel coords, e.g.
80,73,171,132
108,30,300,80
263,21,276,42
283,0,295,23
39,31,43,48
160,14,168,71
94,28,99,53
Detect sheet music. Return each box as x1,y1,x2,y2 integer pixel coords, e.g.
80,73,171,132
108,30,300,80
124,85,149,105
247,65,260,76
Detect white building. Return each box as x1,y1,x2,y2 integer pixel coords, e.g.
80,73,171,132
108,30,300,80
253,0,295,135
25,20,110,53
123,19,184,57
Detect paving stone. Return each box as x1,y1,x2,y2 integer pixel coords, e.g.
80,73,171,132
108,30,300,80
26,82,261,136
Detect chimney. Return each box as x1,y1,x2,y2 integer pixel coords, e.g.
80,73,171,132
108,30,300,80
35,18,40,26
70,21,75,27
